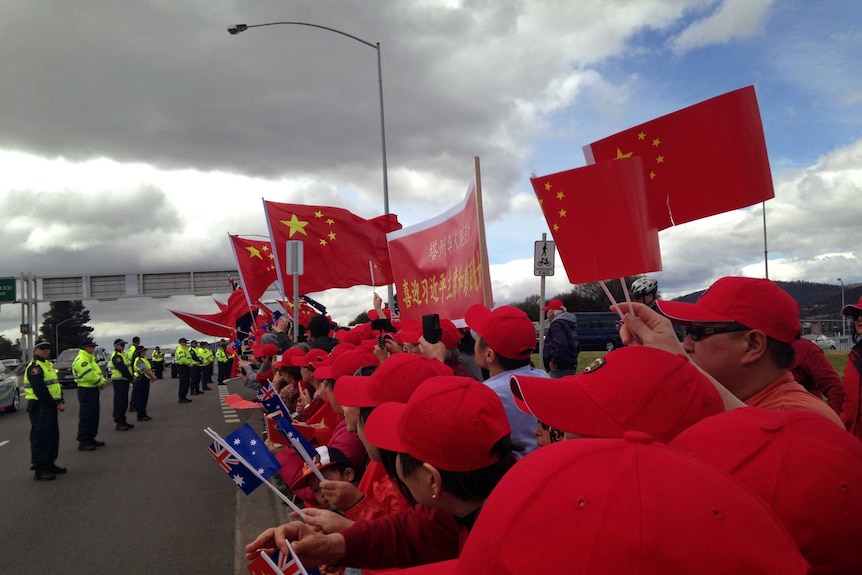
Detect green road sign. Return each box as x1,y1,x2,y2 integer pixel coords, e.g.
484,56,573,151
0,277,16,302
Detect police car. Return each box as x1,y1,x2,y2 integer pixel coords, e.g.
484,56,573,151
0,361,20,412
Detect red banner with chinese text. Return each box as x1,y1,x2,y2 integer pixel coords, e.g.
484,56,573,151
387,184,491,322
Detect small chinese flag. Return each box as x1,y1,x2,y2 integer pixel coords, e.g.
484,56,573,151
531,156,661,284
264,201,402,297
230,235,279,305
583,86,773,230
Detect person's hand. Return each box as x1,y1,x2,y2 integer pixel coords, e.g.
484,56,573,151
418,336,446,362
245,522,346,566
293,506,355,533
318,480,365,512
57,401,65,412
549,360,557,372
617,302,685,355
372,344,388,363
373,292,383,311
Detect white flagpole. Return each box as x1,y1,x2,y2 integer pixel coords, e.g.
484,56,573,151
204,427,306,519
290,436,326,483
599,281,624,319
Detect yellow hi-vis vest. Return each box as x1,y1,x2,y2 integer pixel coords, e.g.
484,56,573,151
24,358,61,400
73,349,105,388
110,350,132,380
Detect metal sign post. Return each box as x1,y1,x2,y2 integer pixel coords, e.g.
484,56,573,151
534,235,555,360
286,241,304,341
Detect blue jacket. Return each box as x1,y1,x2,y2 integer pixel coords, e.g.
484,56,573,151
543,312,580,370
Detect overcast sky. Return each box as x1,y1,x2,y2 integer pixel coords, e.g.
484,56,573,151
1,0,860,348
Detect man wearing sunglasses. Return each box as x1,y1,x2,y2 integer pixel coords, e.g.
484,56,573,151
655,276,843,427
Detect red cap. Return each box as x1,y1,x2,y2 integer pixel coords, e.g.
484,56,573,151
252,343,279,358
291,349,327,368
393,434,808,574
289,445,353,491
670,407,862,573
842,295,862,316
439,319,463,349
335,324,370,345
314,350,380,381
398,319,422,345
334,354,453,408
364,376,511,472
541,298,564,312
510,347,724,443
656,276,800,344
465,304,535,360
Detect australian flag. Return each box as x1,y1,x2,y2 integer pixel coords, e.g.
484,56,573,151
276,417,318,460
258,380,290,416
208,423,281,495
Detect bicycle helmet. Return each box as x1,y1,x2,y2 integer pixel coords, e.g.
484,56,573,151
631,277,658,297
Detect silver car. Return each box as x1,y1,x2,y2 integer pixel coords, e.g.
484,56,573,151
802,334,837,350
0,361,20,412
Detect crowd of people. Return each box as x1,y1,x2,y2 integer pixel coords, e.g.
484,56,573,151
232,277,862,574
24,275,862,572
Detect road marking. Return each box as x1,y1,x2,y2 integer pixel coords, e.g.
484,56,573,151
218,385,241,423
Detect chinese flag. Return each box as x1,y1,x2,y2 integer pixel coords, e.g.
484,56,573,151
531,156,661,284
230,235,279,305
583,86,773,230
169,310,235,338
264,201,402,297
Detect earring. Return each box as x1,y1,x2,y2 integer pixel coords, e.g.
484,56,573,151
431,491,438,500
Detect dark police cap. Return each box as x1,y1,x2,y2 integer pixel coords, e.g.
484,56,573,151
34,339,52,350
80,339,96,348
178,337,188,343
114,338,127,346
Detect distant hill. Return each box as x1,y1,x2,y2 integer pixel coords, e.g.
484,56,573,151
671,280,862,319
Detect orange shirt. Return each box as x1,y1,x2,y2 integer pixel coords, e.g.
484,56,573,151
746,372,844,427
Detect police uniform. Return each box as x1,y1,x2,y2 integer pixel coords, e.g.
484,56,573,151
189,341,203,394
132,347,154,421
175,338,193,403
151,347,165,379
110,339,135,431
25,340,66,480
73,341,107,450
215,343,230,384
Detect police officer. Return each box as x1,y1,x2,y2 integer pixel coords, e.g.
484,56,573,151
73,339,107,451
175,337,193,403
25,339,66,480
131,345,155,421
199,341,214,389
109,338,135,431
127,336,141,412
189,340,203,395
215,341,230,385
151,346,165,379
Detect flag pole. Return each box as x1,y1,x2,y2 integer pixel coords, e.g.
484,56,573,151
762,201,769,279
474,156,493,307
289,436,327,483
204,427,306,519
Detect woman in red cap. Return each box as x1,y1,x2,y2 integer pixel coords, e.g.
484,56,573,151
841,296,862,440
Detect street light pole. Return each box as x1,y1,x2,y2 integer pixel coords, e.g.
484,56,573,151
55,317,74,357
228,21,394,311
838,278,845,337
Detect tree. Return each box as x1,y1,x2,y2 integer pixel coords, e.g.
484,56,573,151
0,335,20,359
40,300,94,357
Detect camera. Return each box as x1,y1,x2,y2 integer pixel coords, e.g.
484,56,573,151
422,314,442,344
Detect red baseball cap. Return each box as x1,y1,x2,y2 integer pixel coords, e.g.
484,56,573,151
314,350,380,381
670,407,862,573
399,319,422,345
465,305,535,360
541,298,564,312
510,347,724,443
335,353,453,408
842,295,862,316
655,276,800,344
291,349,327,368
252,343,279,358
391,434,808,574
289,445,353,491
364,376,511,472
439,319,463,350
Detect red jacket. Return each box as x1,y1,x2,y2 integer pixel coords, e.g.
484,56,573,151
790,337,845,414
842,344,862,440
339,505,463,570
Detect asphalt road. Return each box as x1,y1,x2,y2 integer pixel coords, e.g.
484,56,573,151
0,374,283,575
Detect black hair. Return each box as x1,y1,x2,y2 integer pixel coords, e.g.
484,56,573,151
308,315,331,338
395,436,518,504
850,311,861,344
475,336,531,371
766,337,795,369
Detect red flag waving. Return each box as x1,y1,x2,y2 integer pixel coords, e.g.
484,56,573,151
230,235,279,305
531,157,661,284
583,86,773,230
264,201,401,297
170,310,235,338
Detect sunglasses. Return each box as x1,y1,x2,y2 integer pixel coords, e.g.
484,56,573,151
685,323,750,342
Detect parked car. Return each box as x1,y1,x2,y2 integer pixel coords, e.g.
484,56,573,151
54,348,80,389
574,312,625,352
802,334,837,350
1,358,21,370
0,361,20,412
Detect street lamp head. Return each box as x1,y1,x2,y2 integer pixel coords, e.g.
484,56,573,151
227,24,248,35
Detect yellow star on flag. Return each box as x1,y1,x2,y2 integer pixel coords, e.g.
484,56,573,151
326,218,335,225
245,246,262,260
556,191,565,200
616,148,634,159
328,231,336,241
637,132,646,140
281,214,309,237
559,208,567,218
314,210,324,218
319,238,328,246
544,182,552,191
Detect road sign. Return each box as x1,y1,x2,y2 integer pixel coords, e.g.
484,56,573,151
534,240,555,276
286,241,304,275
0,277,15,302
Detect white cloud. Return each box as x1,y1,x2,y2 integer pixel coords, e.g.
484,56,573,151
670,0,775,54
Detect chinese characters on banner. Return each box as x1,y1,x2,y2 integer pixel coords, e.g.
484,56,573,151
387,184,491,322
